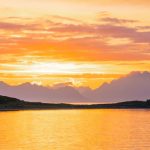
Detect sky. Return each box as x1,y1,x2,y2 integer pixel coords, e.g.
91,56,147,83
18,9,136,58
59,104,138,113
0,0,150,88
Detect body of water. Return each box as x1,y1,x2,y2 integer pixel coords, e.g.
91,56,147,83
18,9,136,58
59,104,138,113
0,109,150,150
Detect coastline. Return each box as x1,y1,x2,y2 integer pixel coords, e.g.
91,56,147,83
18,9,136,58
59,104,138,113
0,95,150,111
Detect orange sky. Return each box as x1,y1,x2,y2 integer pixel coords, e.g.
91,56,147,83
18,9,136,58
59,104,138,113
0,0,150,88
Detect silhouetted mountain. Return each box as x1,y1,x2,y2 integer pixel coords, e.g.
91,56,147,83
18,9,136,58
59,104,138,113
0,71,150,103
0,95,150,111
0,82,86,103
89,71,150,102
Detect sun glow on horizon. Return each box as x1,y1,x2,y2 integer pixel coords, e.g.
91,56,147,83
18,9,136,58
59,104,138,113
27,62,107,75
0,0,150,88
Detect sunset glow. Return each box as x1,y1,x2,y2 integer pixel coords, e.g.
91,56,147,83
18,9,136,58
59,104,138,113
0,0,150,88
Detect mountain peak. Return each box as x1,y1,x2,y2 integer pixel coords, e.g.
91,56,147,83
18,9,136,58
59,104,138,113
92,71,150,102
126,71,150,78
0,71,149,103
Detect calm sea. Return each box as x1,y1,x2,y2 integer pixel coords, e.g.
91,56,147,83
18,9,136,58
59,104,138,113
0,109,150,150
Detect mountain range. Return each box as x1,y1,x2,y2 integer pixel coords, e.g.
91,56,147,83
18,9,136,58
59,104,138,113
0,71,150,103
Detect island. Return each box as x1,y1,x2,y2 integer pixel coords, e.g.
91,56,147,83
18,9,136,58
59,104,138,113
0,95,150,111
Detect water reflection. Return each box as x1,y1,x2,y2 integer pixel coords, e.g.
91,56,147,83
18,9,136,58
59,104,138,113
0,109,150,150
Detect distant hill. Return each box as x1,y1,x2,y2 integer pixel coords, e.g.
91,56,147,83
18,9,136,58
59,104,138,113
90,71,150,102
0,71,150,103
0,95,75,110
78,71,150,102
0,82,86,103
0,95,150,110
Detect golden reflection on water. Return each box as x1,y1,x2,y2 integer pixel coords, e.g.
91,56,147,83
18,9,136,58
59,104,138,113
0,109,150,150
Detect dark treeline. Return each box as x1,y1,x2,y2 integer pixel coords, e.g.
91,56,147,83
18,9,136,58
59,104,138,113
0,95,150,111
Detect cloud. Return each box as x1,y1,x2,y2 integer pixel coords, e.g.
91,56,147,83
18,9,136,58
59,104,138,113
0,16,150,62
0,21,40,31
52,82,73,88
70,0,150,5
47,22,150,44
101,17,138,24
0,22,25,30
0,16,149,44
137,26,150,30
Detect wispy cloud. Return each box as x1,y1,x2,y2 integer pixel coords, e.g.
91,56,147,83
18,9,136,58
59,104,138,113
0,16,150,62
0,1,149,88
